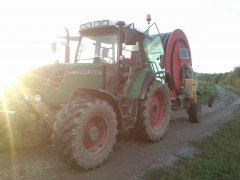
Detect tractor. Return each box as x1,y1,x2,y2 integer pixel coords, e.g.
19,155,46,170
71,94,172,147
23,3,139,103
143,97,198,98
0,17,201,169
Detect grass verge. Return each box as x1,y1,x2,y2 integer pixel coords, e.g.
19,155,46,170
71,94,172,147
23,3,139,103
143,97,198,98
224,85,240,96
144,111,240,180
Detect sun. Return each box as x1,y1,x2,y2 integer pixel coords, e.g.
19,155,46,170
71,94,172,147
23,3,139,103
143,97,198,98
0,67,23,96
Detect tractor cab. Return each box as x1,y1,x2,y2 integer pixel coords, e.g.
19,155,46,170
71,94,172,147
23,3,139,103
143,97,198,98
66,20,166,96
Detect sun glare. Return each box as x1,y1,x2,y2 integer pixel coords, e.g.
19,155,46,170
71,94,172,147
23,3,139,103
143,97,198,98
0,68,23,97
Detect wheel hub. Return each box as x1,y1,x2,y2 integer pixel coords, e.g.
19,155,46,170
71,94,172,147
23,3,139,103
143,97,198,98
152,105,158,117
89,127,100,141
150,92,165,129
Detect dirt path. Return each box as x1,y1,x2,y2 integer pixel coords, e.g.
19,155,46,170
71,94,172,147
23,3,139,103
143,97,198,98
0,86,239,180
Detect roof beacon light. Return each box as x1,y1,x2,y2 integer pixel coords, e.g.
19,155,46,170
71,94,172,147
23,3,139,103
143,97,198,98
146,14,151,25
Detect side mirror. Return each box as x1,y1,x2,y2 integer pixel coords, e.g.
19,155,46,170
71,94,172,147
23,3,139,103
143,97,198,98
124,28,137,45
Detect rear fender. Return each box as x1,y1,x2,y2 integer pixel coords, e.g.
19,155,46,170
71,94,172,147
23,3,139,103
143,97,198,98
139,71,155,99
127,69,155,100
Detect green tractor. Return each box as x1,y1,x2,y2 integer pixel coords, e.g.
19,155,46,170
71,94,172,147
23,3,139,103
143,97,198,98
0,18,201,169
51,20,172,169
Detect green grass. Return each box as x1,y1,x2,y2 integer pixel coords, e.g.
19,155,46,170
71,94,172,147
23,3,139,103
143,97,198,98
197,81,218,104
224,85,240,96
144,112,240,180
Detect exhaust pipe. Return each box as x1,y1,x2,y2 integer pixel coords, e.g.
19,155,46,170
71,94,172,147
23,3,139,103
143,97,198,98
65,27,70,63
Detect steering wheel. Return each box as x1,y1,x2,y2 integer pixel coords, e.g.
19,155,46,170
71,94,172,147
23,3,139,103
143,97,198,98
93,57,109,64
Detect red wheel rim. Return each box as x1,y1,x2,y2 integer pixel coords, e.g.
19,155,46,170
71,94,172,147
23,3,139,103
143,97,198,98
83,116,107,154
150,92,165,130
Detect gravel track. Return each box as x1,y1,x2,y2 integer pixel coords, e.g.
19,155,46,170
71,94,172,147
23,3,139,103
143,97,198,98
0,86,239,180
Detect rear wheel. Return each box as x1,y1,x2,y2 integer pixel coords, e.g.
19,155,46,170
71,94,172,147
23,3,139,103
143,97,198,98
188,102,202,123
52,96,117,169
132,83,171,142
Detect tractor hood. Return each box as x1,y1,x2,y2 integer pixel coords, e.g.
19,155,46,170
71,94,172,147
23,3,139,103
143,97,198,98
20,63,105,104
21,63,104,91
21,64,64,90
0,64,67,110
1,63,106,108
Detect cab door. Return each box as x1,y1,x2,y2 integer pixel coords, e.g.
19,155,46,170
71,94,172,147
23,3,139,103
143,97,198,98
144,23,165,84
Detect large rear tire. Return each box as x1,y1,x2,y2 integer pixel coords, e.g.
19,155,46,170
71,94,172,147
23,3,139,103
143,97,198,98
132,83,171,142
52,96,117,169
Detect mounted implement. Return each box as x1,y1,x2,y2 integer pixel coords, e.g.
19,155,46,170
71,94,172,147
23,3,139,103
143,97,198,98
161,29,201,122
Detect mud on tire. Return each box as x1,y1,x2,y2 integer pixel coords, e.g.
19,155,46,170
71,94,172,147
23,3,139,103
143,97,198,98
52,96,118,169
132,83,171,142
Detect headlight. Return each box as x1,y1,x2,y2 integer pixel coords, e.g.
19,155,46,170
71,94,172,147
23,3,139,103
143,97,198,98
79,20,114,31
94,21,101,27
23,94,29,100
34,95,42,102
86,22,92,28
80,24,86,30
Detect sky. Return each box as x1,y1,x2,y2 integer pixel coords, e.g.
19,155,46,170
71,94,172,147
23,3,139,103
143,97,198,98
0,0,240,77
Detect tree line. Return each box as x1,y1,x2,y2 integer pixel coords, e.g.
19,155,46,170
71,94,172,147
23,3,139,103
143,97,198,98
196,66,240,94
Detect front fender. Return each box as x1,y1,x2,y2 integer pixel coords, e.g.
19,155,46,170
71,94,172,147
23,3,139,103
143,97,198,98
73,88,123,128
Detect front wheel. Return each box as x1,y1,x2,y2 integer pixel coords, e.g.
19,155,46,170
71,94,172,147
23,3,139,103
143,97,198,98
188,102,202,123
132,83,171,142
52,96,118,169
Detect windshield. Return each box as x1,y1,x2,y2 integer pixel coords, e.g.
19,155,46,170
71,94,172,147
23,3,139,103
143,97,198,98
76,33,118,64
